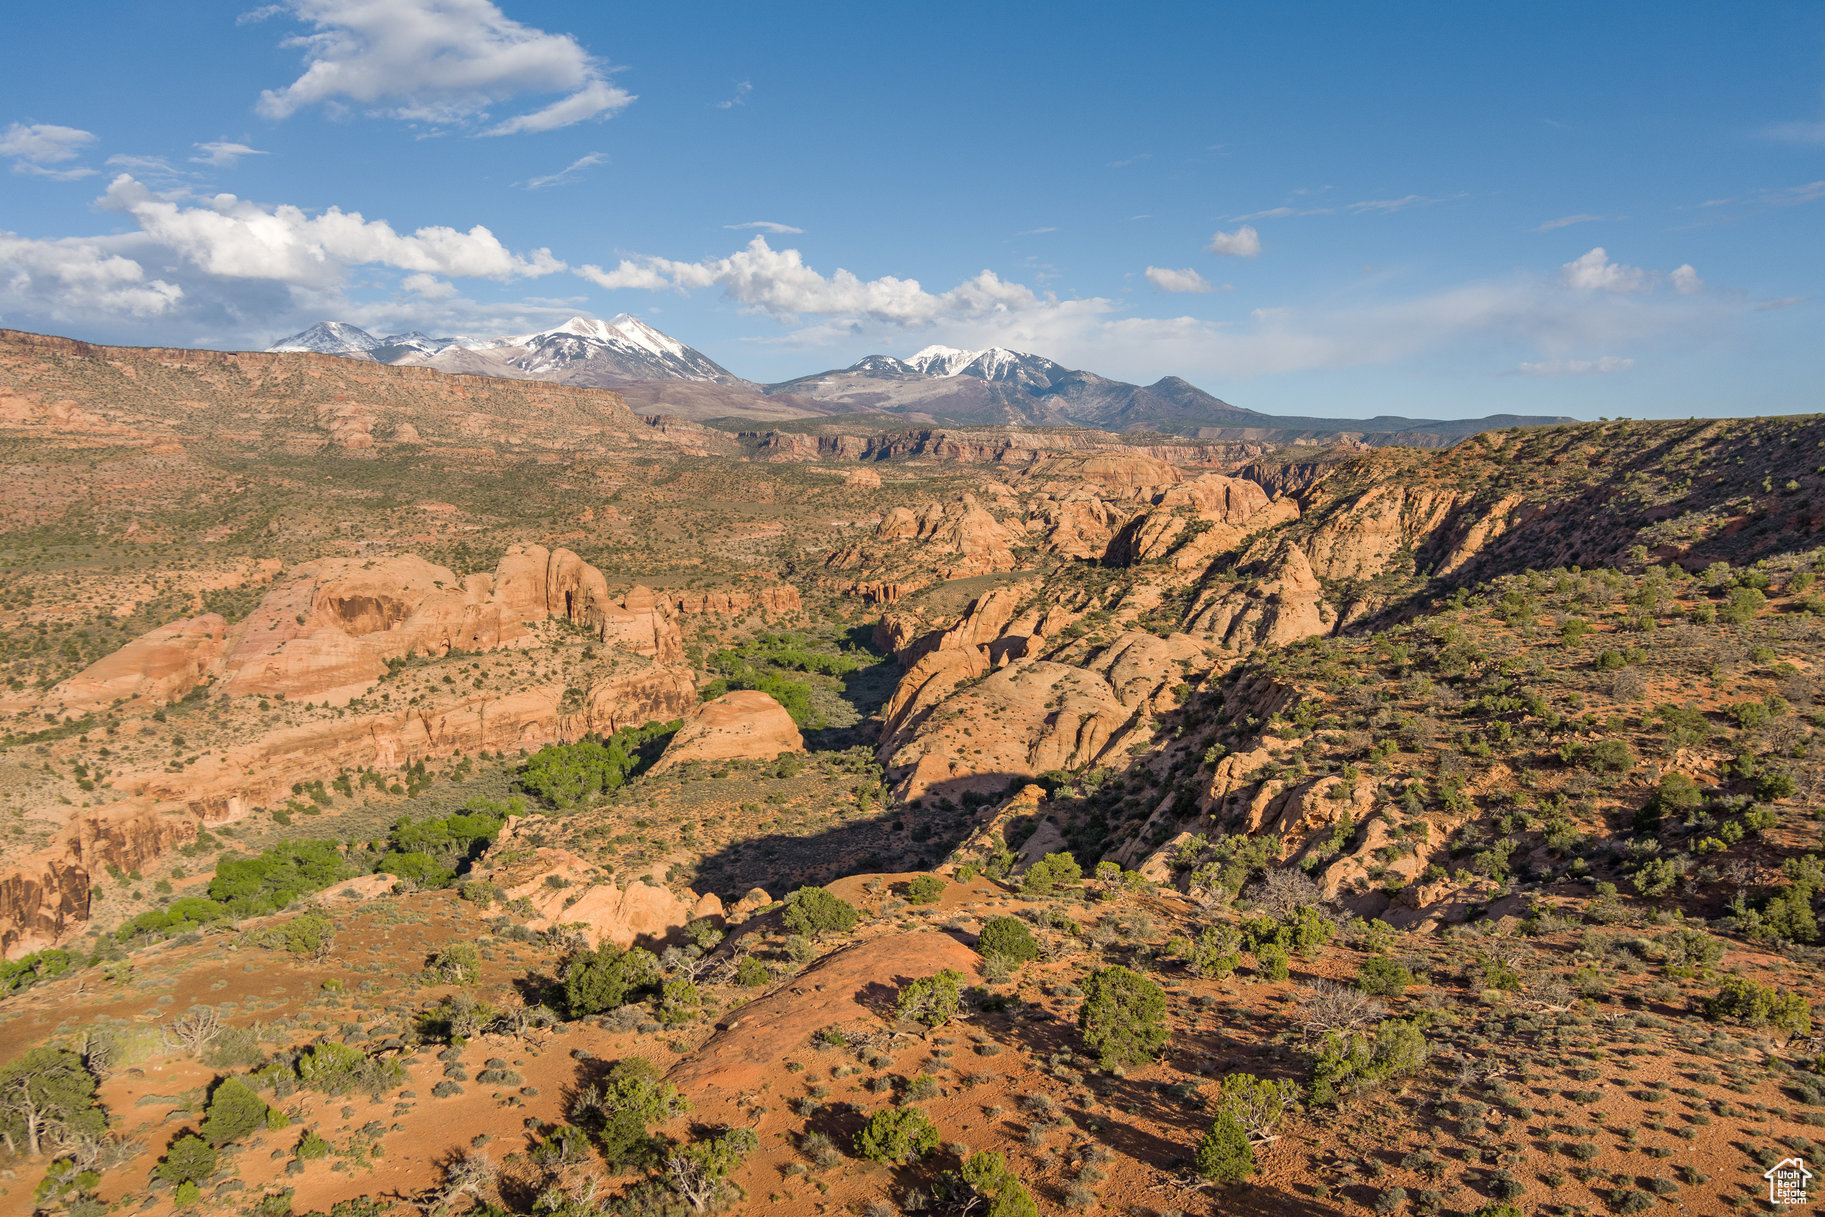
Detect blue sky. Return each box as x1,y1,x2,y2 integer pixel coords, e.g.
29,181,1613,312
1,1,1821,419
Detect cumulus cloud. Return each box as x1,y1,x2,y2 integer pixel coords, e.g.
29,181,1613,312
99,175,564,286
1207,225,1261,257
577,236,1110,335
723,220,803,234
0,232,182,320
1,122,98,179
1144,266,1222,294
525,152,606,190
1560,247,1652,293
253,0,633,135
191,141,269,168
1516,356,1634,376
1560,247,1704,297
714,80,752,110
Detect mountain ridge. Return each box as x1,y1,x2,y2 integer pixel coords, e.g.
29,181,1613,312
268,315,1571,439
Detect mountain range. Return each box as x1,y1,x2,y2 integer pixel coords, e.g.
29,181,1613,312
268,317,1569,440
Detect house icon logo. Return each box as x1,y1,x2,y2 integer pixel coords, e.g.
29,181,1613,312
1766,1157,1811,1205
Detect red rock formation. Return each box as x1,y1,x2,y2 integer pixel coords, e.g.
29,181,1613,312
651,691,805,772
46,613,227,713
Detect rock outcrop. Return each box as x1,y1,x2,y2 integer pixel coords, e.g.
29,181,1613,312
473,816,711,949
46,613,228,714
650,691,805,772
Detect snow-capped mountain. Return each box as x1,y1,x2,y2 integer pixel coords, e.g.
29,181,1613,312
266,315,745,387
267,321,393,358
768,343,1263,430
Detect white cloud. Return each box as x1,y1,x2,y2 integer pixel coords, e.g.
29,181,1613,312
1560,247,1652,293
1144,266,1222,294
1347,195,1425,214
99,174,564,286
526,152,606,190
1516,356,1634,377
723,220,804,234
1233,206,1295,221
714,80,752,110
1207,225,1261,258
1534,213,1613,232
0,232,182,319
1,122,98,179
253,0,633,135
1669,264,1703,295
1016,226,1058,236
401,271,457,299
577,236,1110,335
191,141,269,168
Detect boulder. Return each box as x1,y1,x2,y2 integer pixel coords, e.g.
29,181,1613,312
651,691,805,772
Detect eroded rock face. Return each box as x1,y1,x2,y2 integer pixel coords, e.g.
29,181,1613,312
827,495,1023,580
885,660,1131,802
650,691,805,772
1106,475,1300,569
1187,542,1334,651
46,613,228,713
475,817,702,949
0,800,202,957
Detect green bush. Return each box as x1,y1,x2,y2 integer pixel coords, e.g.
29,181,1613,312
1702,977,1812,1034
0,948,73,995
201,1076,269,1147
977,916,1039,964
1309,1018,1430,1106
1719,585,1766,624
562,945,661,1017
1020,851,1082,896
1185,925,1243,979
853,1106,939,1163
156,1134,218,1186
516,721,680,809
904,874,945,905
256,911,336,958
0,1047,105,1156
1194,1111,1255,1183
571,1057,689,1169
209,839,355,915
781,887,859,941
733,955,771,987
958,1152,1039,1217
895,969,964,1030
1354,956,1413,998
1077,965,1169,1069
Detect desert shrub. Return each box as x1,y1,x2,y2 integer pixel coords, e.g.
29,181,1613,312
200,1076,269,1147
1588,739,1637,775
255,911,336,959
209,839,354,917
571,1057,689,1169
156,1134,217,1186
977,917,1039,964
956,1152,1039,1217
293,1042,402,1097
0,948,73,996
562,945,661,1017
657,979,701,1026
1719,586,1766,624
781,887,859,941
1194,1111,1254,1183
854,1107,938,1163
733,955,771,987
1309,1018,1430,1106
904,874,945,905
1077,965,1169,1069
1020,851,1083,896
0,1047,106,1156
428,942,482,984
1217,1072,1299,1140
1256,942,1291,980
1355,956,1413,998
1702,977,1812,1034
896,970,964,1030
516,720,680,809
1185,925,1243,979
